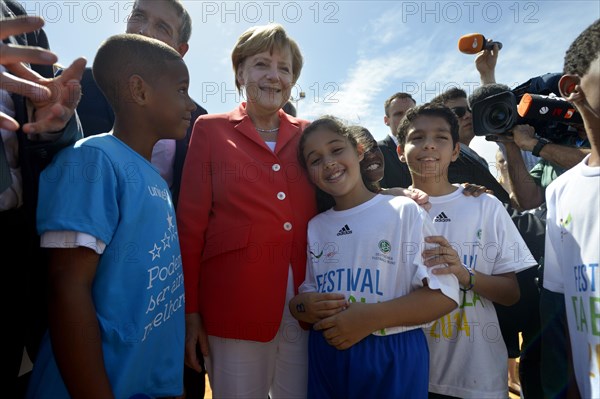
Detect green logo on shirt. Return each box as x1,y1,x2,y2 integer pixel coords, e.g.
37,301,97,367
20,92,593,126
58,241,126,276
378,240,391,254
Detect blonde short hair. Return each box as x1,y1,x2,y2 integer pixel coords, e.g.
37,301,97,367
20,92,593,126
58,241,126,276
231,23,303,93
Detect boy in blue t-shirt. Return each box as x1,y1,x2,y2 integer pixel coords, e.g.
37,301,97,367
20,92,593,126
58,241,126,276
27,34,196,398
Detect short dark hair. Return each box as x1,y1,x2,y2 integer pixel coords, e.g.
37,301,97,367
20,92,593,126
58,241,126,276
563,19,600,76
384,92,416,116
93,33,182,111
468,83,512,107
430,87,467,106
396,103,460,146
133,0,192,44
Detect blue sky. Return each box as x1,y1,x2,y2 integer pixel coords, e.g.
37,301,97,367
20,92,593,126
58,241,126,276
21,0,600,172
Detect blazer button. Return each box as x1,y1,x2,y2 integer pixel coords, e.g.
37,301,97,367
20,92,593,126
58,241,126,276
283,222,292,231
272,164,281,172
277,192,286,200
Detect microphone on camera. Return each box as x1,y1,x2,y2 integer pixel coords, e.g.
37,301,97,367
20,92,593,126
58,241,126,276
517,93,582,124
458,33,503,54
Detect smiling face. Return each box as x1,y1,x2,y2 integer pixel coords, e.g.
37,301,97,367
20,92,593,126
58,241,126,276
303,127,372,209
360,145,385,184
399,115,460,182
236,47,294,115
147,58,196,140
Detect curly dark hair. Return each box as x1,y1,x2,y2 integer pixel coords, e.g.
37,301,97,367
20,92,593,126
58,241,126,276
468,83,512,107
564,19,600,76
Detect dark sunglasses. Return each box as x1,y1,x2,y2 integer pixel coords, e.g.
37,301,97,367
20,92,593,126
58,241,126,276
450,106,471,118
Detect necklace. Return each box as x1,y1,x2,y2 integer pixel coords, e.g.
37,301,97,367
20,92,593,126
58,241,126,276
255,127,279,133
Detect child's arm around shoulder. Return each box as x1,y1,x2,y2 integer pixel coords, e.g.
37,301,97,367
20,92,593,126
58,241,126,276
47,247,114,399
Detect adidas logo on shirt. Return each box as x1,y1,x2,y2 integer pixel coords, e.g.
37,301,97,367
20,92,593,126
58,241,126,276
434,212,451,222
337,224,353,236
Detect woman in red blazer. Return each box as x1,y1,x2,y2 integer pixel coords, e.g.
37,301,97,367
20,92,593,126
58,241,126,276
177,24,321,398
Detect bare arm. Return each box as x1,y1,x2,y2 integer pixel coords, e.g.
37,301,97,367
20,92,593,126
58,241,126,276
504,140,545,210
423,236,520,306
313,287,456,350
289,292,347,324
47,247,114,399
522,140,590,170
476,41,500,85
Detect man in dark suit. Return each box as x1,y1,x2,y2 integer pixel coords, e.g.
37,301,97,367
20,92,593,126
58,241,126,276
1,1,85,395
77,0,207,206
378,92,415,189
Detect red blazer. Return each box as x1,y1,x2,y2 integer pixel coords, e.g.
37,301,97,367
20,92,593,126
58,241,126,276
177,103,317,342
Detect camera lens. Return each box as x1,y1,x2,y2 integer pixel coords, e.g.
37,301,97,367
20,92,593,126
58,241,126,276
487,104,512,129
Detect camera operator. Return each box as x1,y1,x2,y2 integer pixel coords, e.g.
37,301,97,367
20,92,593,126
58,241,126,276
470,82,590,398
471,84,590,211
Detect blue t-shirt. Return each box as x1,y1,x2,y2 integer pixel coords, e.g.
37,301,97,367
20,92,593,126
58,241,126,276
29,134,185,398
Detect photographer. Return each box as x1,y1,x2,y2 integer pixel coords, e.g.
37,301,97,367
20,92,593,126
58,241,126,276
470,82,590,211
470,82,589,398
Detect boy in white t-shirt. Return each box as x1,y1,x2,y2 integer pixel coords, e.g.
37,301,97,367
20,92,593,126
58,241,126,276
543,19,600,399
395,103,537,398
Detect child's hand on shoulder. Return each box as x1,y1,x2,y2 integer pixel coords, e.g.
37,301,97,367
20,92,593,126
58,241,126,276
289,292,347,324
422,235,471,286
313,302,376,350
461,183,493,197
382,187,431,211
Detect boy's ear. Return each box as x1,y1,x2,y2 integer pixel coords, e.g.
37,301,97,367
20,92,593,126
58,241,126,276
129,74,150,105
396,144,406,163
384,115,390,126
559,74,580,98
176,42,189,57
452,142,460,161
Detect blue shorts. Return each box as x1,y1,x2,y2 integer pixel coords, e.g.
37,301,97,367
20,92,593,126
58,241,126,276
308,328,429,399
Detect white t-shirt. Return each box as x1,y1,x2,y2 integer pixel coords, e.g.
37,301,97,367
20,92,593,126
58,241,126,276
426,186,537,398
299,194,460,336
543,155,600,399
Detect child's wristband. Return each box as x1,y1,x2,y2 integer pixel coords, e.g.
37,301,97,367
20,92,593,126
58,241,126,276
460,265,475,292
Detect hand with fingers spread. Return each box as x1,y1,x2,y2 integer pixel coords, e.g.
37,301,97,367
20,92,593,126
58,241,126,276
289,292,348,324
422,235,471,287
0,15,86,133
23,57,86,134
